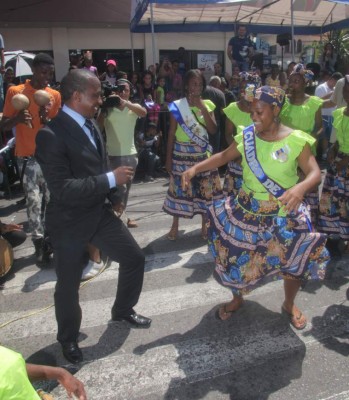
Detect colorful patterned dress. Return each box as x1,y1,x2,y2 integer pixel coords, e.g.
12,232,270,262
163,99,223,218
318,107,349,239
280,96,323,226
207,129,329,295
222,102,252,197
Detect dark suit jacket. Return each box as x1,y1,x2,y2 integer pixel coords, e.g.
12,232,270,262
35,110,118,237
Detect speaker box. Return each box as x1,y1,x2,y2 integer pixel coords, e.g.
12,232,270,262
276,33,291,46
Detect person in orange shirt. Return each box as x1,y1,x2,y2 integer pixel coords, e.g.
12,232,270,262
2,53,61,266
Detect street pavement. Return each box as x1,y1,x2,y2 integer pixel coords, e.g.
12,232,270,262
1,177,349,400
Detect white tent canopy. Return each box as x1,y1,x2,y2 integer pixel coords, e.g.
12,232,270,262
131,0,349,34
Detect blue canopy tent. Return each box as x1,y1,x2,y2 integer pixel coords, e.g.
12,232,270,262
131,0,349,35
131,0,349,66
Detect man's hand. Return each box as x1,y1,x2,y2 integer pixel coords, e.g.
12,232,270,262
113,166,134,186
112,202,125,217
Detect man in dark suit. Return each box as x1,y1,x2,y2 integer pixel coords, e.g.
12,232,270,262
35,69,151,364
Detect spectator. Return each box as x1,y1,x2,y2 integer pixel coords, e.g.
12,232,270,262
3,66,18,98
220,77,236,106
202,75,226,154
265,64,283,88
140,70,155,103
98,78,147,228
82,51,98,77
137,122,162,181
0,33,5,112
229,73,241,100
99,59,118,85
227,25,255,72
318,43,337,74
129,71,142,104
315,71,343,160
155,76,166,107
171,60,183,99
213,62,225,79
69,50,82,70
176,47,188,77
158,58,174,95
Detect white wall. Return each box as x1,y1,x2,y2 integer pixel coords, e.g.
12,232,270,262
1,27,319,80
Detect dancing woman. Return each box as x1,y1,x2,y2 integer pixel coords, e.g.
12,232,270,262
222,71,261,197
280,63,323,225
163,69,223,240
182,86,329,329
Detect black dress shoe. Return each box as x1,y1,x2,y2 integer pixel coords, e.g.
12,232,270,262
112,312,152,328
61,342,83,364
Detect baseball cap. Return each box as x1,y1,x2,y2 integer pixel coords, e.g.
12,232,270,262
107,59,117,67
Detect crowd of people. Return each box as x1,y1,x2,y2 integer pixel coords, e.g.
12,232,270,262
0,30,348,397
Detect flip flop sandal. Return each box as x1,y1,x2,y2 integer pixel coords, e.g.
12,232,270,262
167,226,178,241
215,302,243,321
281,305,307,330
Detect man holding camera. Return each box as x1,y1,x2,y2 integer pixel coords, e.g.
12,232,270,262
35,70,151,364
98,78,147,228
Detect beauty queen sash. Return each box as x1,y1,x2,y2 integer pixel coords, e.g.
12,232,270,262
243,124,313,231
168,98,212,155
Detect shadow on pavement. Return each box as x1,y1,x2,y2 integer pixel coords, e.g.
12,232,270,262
134,301,306,400
304,287,349,357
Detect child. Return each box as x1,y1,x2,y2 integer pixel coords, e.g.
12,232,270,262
318,76,349,254
155,76,166,107
137,122,162,181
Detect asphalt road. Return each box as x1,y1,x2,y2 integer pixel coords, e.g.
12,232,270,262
1,177,349,400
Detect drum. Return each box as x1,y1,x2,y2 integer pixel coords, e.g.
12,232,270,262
0,237,13,278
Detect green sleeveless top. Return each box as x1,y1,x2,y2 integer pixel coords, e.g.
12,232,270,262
175,99,216,142
223,102,253,136
279,96,323,135
333,107,349,154
235,129,315,204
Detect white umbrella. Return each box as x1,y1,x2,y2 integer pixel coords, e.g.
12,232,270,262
4,50,36,79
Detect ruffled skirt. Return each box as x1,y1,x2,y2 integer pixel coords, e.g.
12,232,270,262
318,153,349,239
207,190,329,295
223,161,243,197
163,142,223,218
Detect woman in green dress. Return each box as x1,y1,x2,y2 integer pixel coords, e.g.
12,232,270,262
182,86,329,330
280,63,323,226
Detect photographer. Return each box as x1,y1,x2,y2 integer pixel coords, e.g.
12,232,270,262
98,79,146,228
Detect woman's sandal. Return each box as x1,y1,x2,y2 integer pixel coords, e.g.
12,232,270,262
215,300,244,321
281,304,307,330
167,226,178,241
201,224,208,240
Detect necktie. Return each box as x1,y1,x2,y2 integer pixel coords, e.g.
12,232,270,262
84,119,102,156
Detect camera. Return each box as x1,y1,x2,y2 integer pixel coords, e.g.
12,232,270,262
101,82,125,109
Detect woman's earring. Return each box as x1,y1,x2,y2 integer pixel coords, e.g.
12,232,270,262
274,116,280,124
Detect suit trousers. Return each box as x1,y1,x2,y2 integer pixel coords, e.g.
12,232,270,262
51,206,145,344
